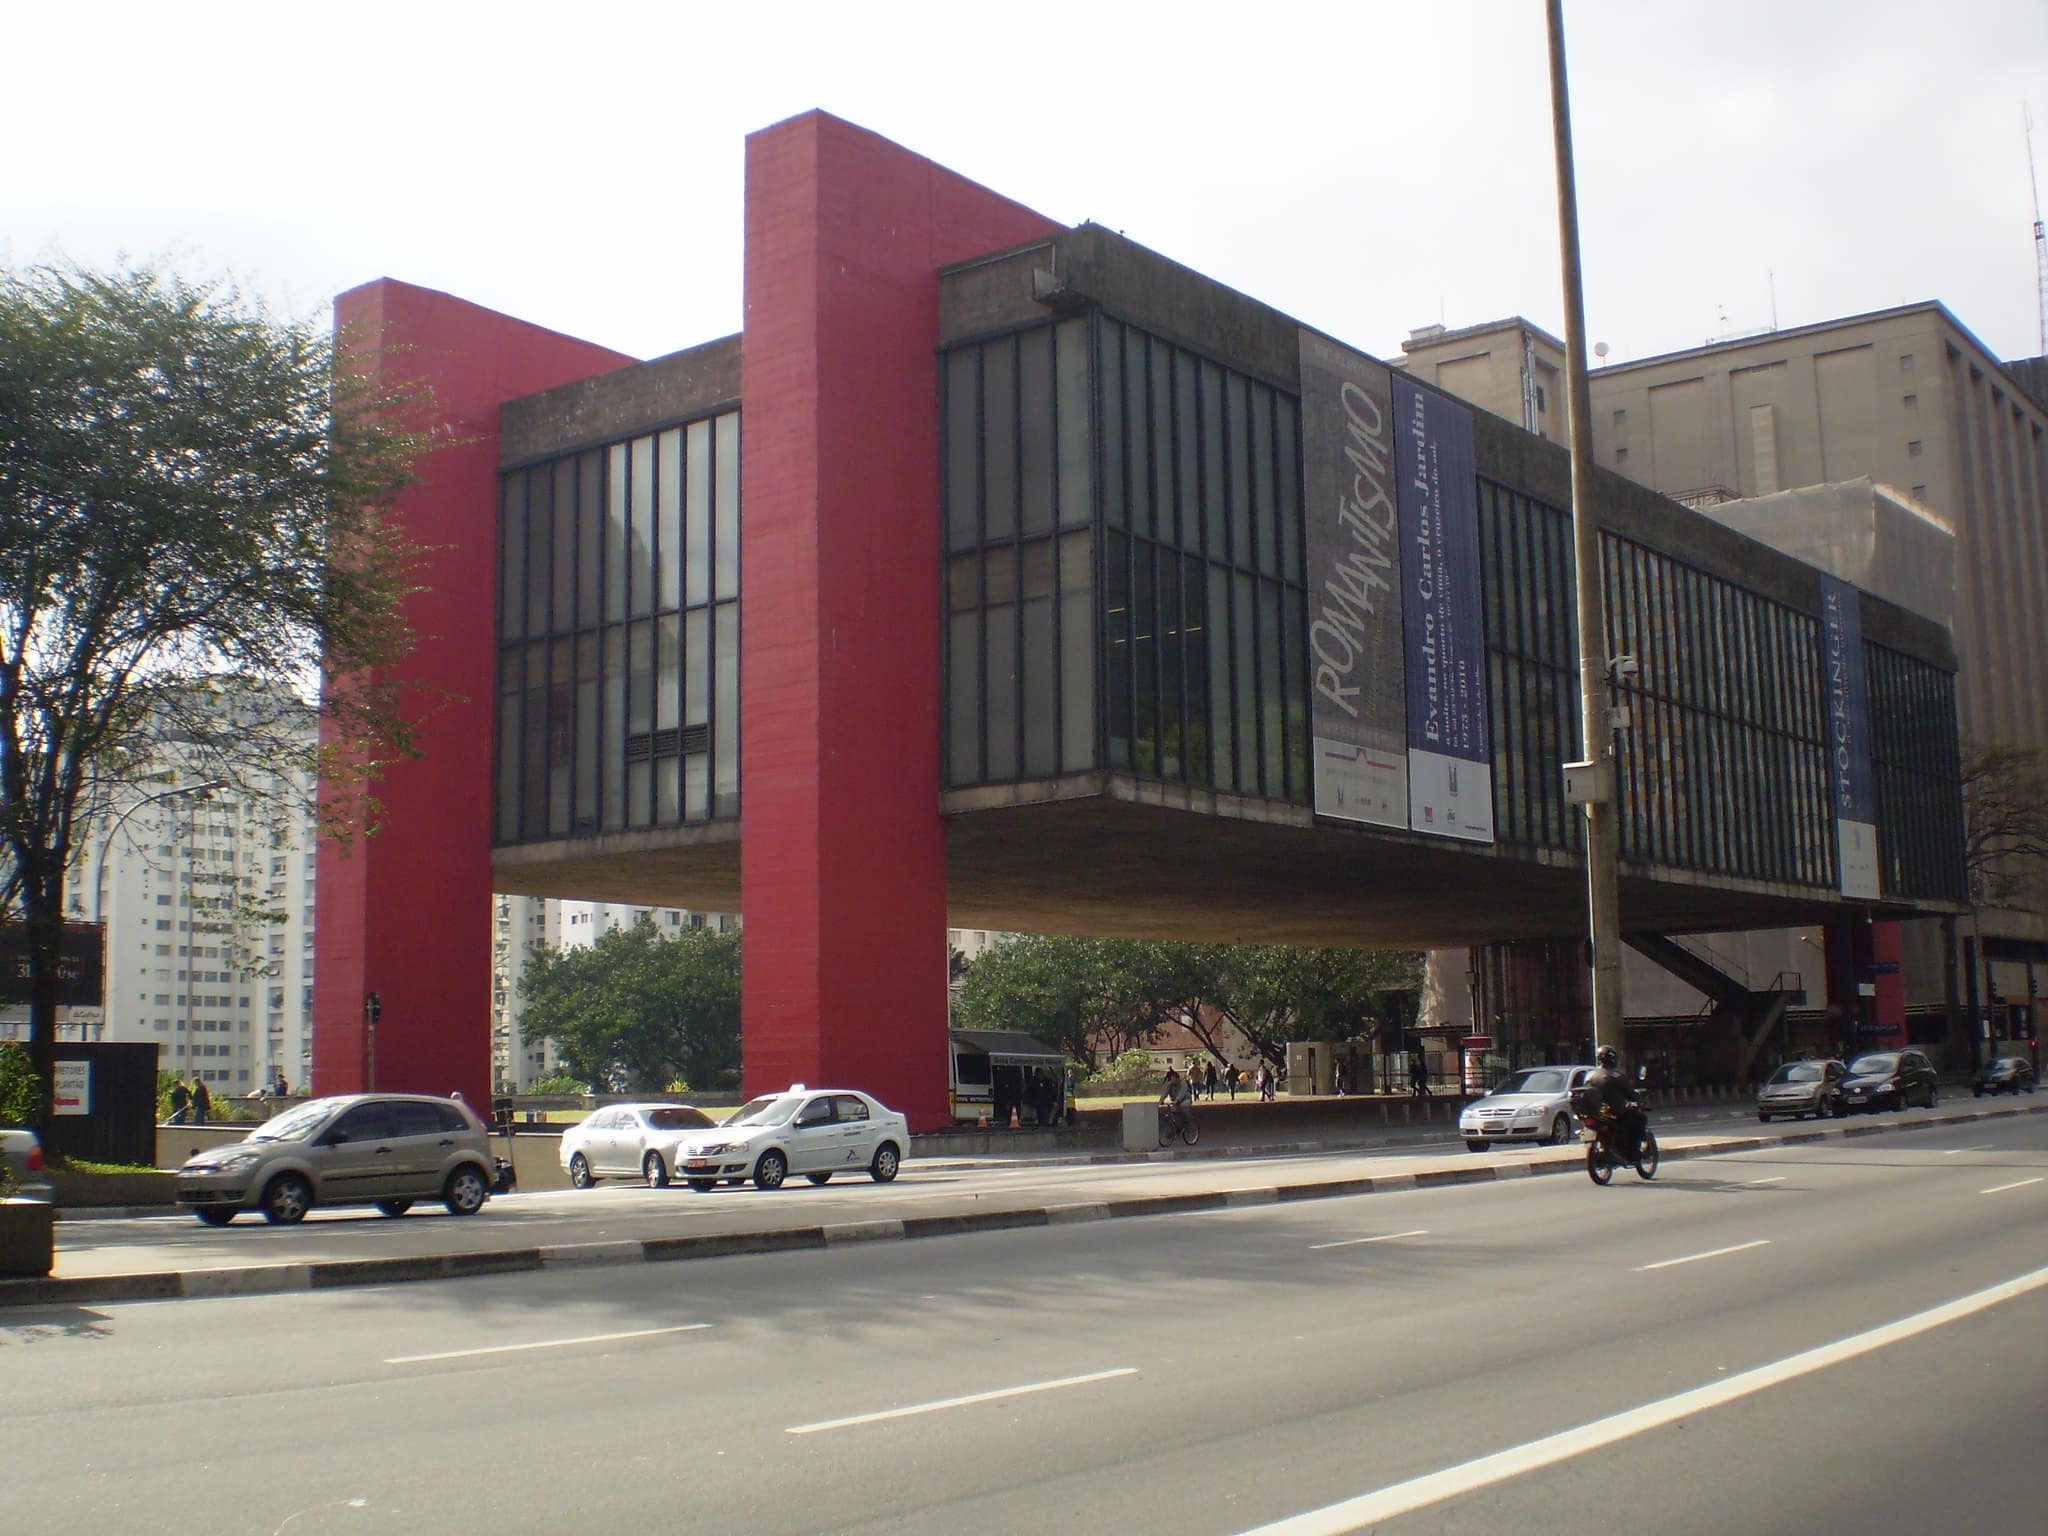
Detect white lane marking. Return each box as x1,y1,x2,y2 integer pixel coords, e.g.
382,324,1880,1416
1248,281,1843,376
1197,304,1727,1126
1743,1176,1786,1186
1310,1229,1431,1252
1634,1239,1771,1272
1982,1177,2044,1195
1231,1262,2048,1536
786,1367,1136,1435
384,1323,709,1365
1943,1145,1993,1155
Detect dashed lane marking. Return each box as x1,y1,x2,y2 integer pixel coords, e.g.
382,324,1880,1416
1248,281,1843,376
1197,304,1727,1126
787,1367,1137,1435
1310,1229,1431,1251
384,1323,709,1364
1634,1239,1771,1272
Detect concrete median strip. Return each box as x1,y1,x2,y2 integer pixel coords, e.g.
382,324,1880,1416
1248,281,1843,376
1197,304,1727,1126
4,1098,2041,1313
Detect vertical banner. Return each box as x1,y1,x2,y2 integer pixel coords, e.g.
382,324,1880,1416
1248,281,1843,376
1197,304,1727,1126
1393,376,1495,842
1820,574,1880,898
1299,331,1408,828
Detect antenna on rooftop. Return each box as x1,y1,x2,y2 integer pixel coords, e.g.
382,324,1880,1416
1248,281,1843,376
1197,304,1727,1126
2028,104,2048,356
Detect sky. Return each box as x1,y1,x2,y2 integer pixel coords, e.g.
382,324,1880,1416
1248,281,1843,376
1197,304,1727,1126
8,0,2048,369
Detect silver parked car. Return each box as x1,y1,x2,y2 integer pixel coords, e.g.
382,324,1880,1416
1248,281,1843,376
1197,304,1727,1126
560,1102,719,1188
669,1087,909,1191
1459,1065,1592,1151
175,1093,496,1225
2,1124,54,1203
1756,1058,1846,1121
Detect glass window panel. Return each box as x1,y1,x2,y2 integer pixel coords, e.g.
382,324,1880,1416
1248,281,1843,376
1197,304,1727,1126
1150,336,1174,542
496,650,521,841
1209,580,1236,793
685,753,709,822
1060,530,1094,773
1283,584,1307,800
1252,388,1276,576
685,419,712,607
1101,324,1125,530
629,436,655,619
1055,318,1092,530
949,552,980,612
713,602,739,817
1277,396,1301,583
552,458,576,634
685,609,709,726
714,413,739,601
1022,539,1055,777
602,626,625,832
983,336,1017,540
522,643,548,840
1133,540,1157,775
657,615,680,732
1173,351,1199,555
1227,375,1252,569
1184,561,1210,786
1126,334,1152,542
985,544,1016,606
575,634,598,835
628,621,653,827
1158,552,1183,778
1233,571,1257,791
605,445,629,622
1106,528,1131,769
949,610,981,786
947,348,980,552
1201,362,1226,558
1259,579,1283,793
500,473,525,642
577,450,602,628
987,596,1018,782
549,643,574,838
1019,327,1054,537
657,429,682,613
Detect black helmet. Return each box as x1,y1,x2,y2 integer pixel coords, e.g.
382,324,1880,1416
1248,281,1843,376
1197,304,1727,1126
1596,1045,1619,1068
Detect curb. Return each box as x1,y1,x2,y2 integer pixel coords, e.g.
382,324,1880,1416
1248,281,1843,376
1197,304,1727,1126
4,1099,2038,1313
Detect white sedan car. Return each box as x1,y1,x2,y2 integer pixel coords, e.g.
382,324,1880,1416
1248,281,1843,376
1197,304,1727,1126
1458,1065,1592,1151
668,1087,908,1191
560,1102,719,1188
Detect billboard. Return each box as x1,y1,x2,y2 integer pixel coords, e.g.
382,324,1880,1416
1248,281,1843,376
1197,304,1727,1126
1300,332,1408,829
1393,375,1494,843
1819,575,1879,899
0,920,106,1007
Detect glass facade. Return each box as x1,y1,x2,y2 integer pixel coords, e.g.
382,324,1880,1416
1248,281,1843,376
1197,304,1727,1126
1866,642,1967,902
494,409,740,844
942,316,1308,800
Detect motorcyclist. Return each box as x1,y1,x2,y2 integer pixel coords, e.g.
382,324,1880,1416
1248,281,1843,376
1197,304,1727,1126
1586,1044,1648,1161
1159,1066,1193,1136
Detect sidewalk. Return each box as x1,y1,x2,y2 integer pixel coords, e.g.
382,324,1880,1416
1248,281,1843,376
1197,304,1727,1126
4,1096,2040,1312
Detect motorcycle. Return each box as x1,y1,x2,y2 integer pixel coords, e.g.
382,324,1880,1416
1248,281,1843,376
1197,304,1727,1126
1578,1100,1659,1185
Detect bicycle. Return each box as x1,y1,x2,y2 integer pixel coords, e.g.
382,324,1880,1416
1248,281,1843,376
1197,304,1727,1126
1157,1101,1200,1147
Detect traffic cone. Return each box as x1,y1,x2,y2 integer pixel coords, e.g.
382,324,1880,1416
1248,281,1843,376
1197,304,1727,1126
975,1109,987,1129
1008,1106,1020,1129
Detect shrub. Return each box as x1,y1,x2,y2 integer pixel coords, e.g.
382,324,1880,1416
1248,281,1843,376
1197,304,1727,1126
0,1041,42,1127
1083,1048,1158,1091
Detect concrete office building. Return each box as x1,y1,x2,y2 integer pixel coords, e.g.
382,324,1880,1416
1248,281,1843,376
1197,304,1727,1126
314,112,1965,1124
1403,306,2046,1056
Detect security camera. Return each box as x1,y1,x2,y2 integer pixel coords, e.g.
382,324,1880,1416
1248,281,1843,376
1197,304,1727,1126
1609,654,1639,682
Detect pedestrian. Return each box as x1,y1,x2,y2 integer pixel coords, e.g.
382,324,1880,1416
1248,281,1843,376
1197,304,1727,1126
1227,1064,1239,1101
274,1071,289,1097
1412,1050,1432,1097
1332,1060,1346,1096
168,1078,191,1124
1204,1061,1218,1101
191,1078,211,1125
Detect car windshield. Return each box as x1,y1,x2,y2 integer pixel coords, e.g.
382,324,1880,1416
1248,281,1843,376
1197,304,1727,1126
1988,1058,2021,1071
1848,1053,1898,1075
1495,1069,1570,1096
645,1107,714,1130
1769,1063,1827,1084
247,1099,341,1142
724,1096,798,1128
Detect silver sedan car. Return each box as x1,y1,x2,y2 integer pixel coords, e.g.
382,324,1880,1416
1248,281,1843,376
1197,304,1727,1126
560,1102,719,1188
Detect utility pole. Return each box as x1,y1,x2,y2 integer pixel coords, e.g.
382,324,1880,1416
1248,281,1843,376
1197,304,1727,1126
1546,0,1624,1055
2027,105,2047,357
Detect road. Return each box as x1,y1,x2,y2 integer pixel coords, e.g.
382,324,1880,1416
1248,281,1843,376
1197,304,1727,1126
4,1111,2043,1535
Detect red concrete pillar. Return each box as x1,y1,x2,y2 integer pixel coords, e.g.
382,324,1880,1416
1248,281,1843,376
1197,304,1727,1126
738,113,1056,1128
313,280,630,1105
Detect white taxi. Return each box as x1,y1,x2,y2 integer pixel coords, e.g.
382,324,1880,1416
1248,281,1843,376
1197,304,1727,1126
669,1086,908,1191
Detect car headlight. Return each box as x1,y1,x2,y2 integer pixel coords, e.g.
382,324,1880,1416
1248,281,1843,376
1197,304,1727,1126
213,1149,263,1172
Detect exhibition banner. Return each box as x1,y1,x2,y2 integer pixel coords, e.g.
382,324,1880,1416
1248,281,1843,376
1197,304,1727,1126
1299,331,1408,828
1393,375,1494,842
1820,574,1880,899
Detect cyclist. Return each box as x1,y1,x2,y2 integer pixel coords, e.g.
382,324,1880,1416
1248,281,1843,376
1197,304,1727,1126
1159,1066,1193,1138
1586,1044,1647,1161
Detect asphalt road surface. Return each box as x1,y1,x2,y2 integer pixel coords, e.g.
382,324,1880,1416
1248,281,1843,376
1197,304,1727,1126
5,1113,2043,1535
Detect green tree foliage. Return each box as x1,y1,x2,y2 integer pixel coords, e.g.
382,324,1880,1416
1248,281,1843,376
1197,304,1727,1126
0,261,428,1109
952,934,1419,1071
0,1040,39,1127
517,921,741,1093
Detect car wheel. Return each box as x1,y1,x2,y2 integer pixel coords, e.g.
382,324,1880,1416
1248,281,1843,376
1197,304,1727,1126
687,1177,716,1192
643,1151,671,1189
442,1165,489,1216
1758,1112,1772,1123
806,1172,832,1185
1465,1139,1489,1152
1928,1084,1939,1108
568,1153,595,1189
753,1149,788,1191
1550,1115,1574,1145
194,1207,236,1227
374,1199,414,1218
870,1142,901,1183
259,1172,312,1225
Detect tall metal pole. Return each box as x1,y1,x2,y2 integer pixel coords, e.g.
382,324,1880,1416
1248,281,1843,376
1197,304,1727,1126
1545,0,1624,1054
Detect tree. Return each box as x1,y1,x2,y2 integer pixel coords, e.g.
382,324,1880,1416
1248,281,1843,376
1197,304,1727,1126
1198,943,1422,1070
0,261,428,1120
517,921,741,1093
1962,743,2048,911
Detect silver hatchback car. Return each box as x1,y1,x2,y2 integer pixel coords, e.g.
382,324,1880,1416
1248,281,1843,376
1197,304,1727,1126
175,1094,496,1225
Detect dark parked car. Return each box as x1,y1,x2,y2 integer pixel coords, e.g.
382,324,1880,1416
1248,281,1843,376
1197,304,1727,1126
1837,1050,1938,1113
1756,1058,1846,1121
1972,1056,2038,1096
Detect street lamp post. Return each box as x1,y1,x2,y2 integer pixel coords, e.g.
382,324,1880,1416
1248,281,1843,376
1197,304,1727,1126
1545,0,1624,1056
89,780,226,1039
